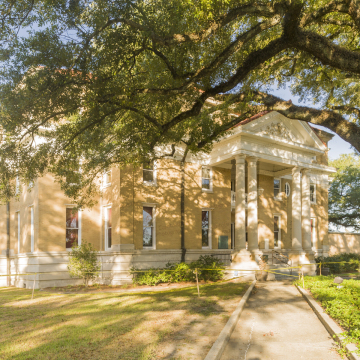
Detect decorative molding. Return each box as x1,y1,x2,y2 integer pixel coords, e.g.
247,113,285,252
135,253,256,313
259,122,294,141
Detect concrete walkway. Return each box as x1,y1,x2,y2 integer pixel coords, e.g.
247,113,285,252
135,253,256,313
221,281,342,360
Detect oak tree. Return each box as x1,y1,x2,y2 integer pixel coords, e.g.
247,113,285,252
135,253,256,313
1,0,360,205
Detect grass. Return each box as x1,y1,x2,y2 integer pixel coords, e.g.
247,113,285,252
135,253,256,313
297,276,360,353
0,281,249,360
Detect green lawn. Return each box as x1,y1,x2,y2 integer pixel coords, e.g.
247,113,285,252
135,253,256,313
299,276,360,352
0,281,249,360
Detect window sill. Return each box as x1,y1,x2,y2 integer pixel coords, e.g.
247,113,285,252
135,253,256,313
202,189,213,193
274,197,282,201
311,201,317,205
202,246,212,250
143,181,157,187
66,248,72,252
143,247,156,250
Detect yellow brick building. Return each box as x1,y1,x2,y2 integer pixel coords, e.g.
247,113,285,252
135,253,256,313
0,111,336,288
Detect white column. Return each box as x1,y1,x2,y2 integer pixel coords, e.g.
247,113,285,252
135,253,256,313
292,167,302,250
302,169,312,250
235,155,246,251
247,157,258,251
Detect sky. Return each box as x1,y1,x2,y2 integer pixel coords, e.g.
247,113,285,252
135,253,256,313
271,86,354,161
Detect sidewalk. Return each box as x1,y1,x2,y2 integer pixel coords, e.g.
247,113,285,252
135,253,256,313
221,281,342,360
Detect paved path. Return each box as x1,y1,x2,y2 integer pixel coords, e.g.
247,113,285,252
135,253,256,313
221,281,342,360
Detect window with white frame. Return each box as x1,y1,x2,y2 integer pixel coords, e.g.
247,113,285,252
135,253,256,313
310,183,316,203
29,206,34,252
311,217,317,248
143,161,155,184
16,211,20,253
66,208,80,249
274,178,281,199
143,206,155,248
285,182,290,197
202,210,211,248
103,169,112,187
15,176,20,195
274,215,281,248
202,167,212,191
104,206,112,250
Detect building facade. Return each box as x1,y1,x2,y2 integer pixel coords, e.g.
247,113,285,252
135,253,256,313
0,111,335,288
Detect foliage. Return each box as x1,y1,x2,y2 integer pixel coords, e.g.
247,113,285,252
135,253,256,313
296,276,360,353
67,241,100,286
2,1,360,205
131,255,225,286
315,253,360,274
329,154,360,231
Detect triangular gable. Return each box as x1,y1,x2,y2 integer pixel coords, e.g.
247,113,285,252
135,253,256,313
237,111,327,151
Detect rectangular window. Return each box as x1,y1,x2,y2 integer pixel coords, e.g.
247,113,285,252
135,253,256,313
310,184,316,203
202,210,211,248
202,167,212,191
274,215,281,248
143,162,155,184
66,208,79,249
29,206,34,252
274,178,281,199
143,206,155,248
103,169,111,187
311,217,316,248
104,206,112,250
15,176,20,195
16,211,20,254
231,223,235,249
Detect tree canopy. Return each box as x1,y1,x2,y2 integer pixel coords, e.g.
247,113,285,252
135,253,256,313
329,154,360,231
1,0,360,205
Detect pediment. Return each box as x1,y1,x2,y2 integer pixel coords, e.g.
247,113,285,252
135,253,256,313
240,111,326,150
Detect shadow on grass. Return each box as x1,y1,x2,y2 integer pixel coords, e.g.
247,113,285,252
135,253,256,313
0,282,249,360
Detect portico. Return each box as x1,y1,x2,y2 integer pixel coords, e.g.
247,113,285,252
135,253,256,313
207,111,335,269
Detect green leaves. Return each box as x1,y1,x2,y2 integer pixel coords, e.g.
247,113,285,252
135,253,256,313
67,241,100,286
1,0,360,206
329,154,360,231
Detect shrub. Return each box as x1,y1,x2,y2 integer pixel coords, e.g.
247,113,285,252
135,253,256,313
296,276,360,352
131,255,225,286
67,242,100,286
315,253,360,274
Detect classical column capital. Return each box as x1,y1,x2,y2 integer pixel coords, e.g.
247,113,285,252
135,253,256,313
246,156,259,164
292,166,302,176
301,168,311,175
235,154,246,164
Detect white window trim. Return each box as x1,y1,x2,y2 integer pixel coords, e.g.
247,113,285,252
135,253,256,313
202,209,212,249
202,166,213,192
273,214,281,249
310,183,317,204
142,205,156,250
15,176,20,195
143,161,157,187
285,182,291,197
102,169,112,188
28,180,34,189
274,178,282,200
16,211,20,254
29,206,34,253
104,205,112,251
66,207,82,251
311,217,317,250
